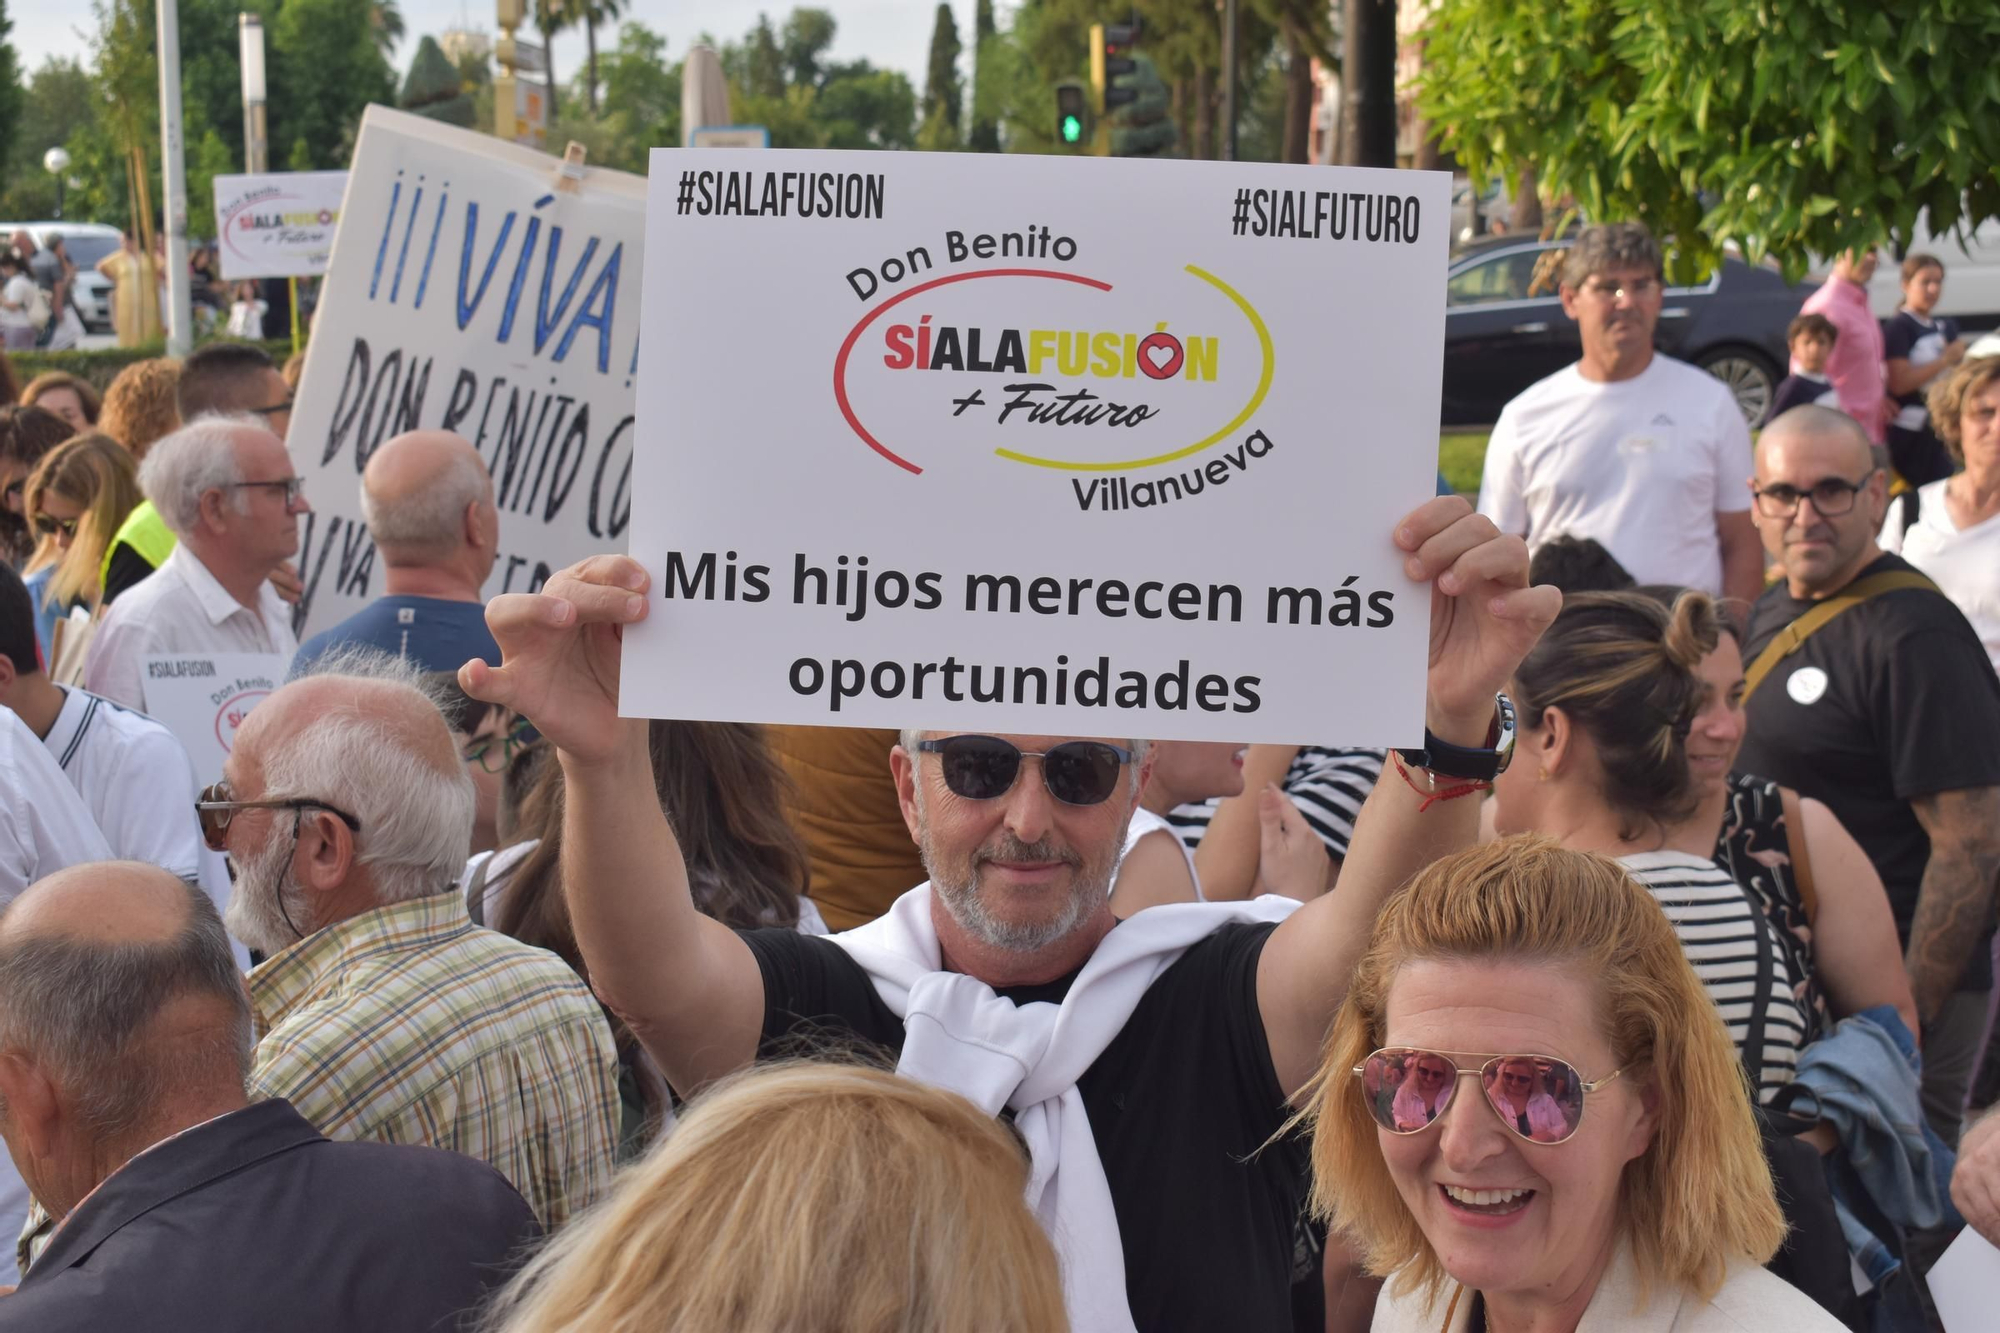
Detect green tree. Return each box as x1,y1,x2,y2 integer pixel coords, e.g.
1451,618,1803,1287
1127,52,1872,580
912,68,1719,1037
532,0,573,120
918,3,962,150
0,58,95,218
779,8,835,87
715,9,916,150
270,0,396,169
576,0,624,113
547,21,679,171
967,0,999,151
0,0,22,186
401,33,474,126
369,0,403,58
1418,0,2000,279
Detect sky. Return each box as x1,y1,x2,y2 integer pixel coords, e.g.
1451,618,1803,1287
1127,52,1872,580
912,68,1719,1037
10,0,964,103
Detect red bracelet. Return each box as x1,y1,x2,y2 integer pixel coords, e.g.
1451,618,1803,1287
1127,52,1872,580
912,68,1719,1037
1390,750,1492,813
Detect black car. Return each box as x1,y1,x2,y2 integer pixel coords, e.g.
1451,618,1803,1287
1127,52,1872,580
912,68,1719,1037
1442,236,1819,427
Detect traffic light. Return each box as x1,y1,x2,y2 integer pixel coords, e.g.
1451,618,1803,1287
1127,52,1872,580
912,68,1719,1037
1090,23,1140,115
1055,81,1088,147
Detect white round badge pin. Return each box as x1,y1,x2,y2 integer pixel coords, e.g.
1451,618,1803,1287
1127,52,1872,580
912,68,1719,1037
1786,666,1830,706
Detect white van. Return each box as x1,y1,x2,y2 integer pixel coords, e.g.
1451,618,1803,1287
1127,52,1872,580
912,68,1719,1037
1868,209,2000,331
0,221,122,332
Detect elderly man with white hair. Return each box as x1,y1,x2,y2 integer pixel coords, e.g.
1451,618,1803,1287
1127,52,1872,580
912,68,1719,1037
293,429,502,676
82,414,304,711
200,650,621,1230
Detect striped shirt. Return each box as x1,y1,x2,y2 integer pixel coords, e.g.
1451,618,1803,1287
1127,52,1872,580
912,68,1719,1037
1619,851,1808,1103
1169,748,1385,860
249,888,622,1230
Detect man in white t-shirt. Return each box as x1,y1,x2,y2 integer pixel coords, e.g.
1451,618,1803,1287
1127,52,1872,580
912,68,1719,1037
1478,222,1764,605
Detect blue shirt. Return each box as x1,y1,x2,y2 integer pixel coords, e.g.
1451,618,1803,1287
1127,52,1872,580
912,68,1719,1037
22,567,76,668
293,595,499,678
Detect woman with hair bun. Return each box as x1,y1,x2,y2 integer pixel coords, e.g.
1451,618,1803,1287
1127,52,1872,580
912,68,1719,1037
1488,589,1812,1102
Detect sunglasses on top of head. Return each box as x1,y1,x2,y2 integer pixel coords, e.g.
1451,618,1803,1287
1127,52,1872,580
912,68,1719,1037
1355,1046,1623,1146
914,735,1136,807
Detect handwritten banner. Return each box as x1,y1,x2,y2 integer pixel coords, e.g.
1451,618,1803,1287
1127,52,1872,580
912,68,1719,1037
213,171,349,279
621,151,1449,744
141,653,288,786
286,106,646,638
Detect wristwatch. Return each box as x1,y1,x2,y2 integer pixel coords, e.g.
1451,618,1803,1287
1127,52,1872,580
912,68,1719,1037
1395,693,1516,782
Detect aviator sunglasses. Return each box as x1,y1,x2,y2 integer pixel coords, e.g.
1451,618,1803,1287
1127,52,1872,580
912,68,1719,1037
915,735,1135,807
1355,1046,1624,1146
196,780,362,852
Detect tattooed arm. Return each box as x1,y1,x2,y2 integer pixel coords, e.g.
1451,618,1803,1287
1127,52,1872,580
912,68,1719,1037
1905,786,2000,1023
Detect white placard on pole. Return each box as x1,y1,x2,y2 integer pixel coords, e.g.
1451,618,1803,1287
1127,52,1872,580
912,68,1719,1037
213,171,349,279
622,151,1448,745
141,653,288,785
284,106,646,639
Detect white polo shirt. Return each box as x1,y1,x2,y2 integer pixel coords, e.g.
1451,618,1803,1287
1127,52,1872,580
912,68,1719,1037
84,544,298,711
1,707,113,1286
0,704,111,901
43,686,212,883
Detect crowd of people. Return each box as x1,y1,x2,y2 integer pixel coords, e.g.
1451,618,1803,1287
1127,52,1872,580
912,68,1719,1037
0,217,1996,1333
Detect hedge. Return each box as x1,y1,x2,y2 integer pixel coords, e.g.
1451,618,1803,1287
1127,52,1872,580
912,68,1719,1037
10,337,299,393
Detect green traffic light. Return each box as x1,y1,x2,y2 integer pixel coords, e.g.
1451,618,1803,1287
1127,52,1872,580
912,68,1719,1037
1061,114,1083,144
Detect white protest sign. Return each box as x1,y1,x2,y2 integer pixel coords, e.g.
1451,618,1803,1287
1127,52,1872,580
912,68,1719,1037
622,151,1447,744
141,654,288,785
1929,1226,2000,1332
212,171,349,279
286,105,645,639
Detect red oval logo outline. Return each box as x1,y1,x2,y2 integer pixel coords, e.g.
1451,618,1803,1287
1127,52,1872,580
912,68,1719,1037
832,268,1115,475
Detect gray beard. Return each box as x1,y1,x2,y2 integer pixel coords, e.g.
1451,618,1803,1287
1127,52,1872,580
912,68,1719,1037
224,831,311,956
919,825,1120,954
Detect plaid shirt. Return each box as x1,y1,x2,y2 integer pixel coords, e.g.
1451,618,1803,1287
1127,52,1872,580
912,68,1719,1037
248,889,621,1231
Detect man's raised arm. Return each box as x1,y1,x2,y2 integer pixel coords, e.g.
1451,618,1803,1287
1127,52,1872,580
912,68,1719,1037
1258,500,1558,1099
462,555,766,1094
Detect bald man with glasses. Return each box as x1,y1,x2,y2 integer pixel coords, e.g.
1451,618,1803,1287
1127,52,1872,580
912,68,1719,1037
1738,404,2000,1149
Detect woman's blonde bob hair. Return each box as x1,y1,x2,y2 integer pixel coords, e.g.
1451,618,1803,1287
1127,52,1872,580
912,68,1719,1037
481,1061,1068,1333
1300,837,1784,1304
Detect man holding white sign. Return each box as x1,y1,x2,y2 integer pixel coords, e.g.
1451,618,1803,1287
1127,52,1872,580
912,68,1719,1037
461,493,1554,1329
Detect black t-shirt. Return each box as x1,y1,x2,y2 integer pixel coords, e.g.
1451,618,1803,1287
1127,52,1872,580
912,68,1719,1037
1882,310,1961,410
741,922,1306,1332
1738,553,2000,989
1767,373,1838,423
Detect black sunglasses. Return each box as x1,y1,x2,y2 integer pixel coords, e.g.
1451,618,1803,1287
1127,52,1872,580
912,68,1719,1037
914,735,1135,806
33,512,78,538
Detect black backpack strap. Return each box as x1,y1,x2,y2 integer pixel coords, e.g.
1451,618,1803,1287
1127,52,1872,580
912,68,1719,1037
1739,892,1775,1100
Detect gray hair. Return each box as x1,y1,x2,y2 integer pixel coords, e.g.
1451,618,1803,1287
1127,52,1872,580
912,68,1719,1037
361,447,491,562
0,878,251,1138
270,646,477,906
1563,222,1663,288
137,412,263,536
898,729,1152,805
